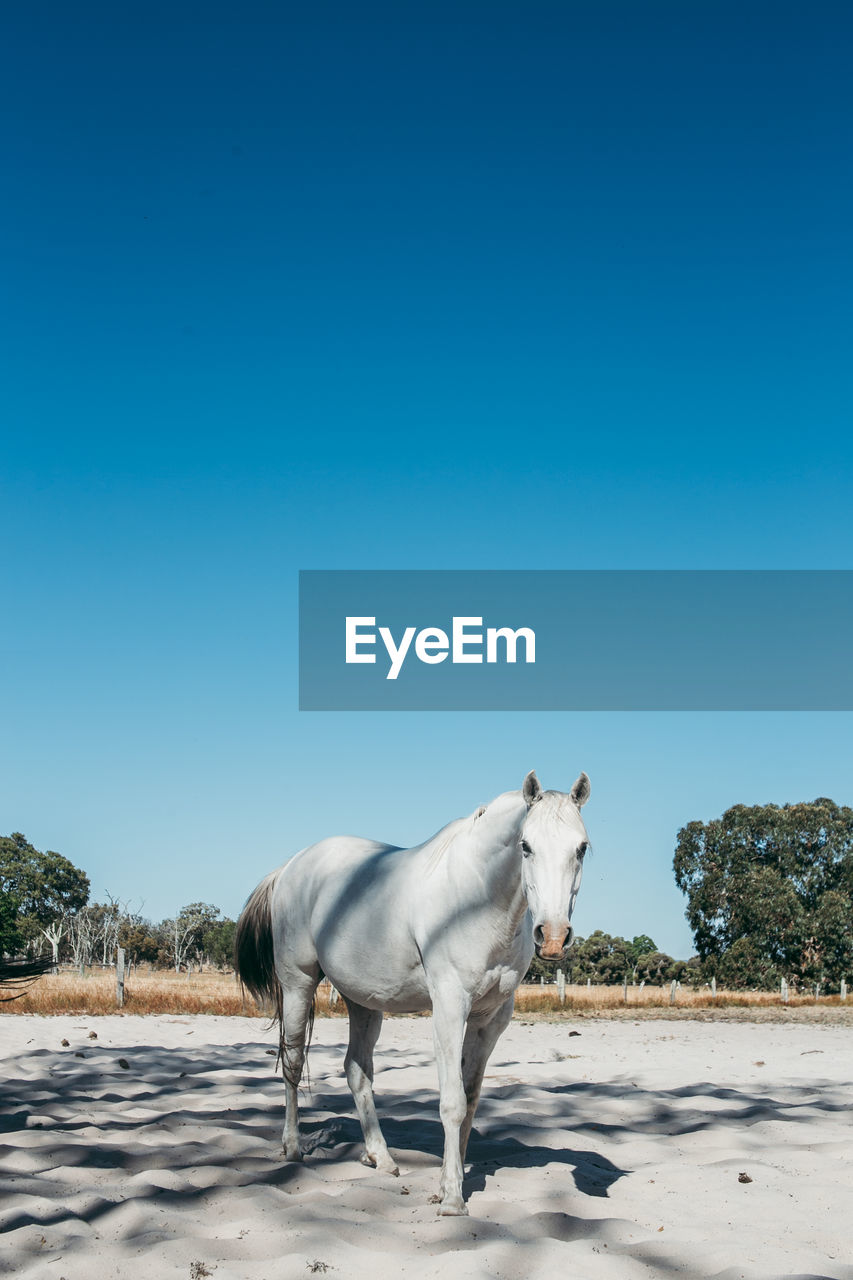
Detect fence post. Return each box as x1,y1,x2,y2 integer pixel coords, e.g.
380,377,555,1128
329,983,339,1008
586,977,591,989
115,946,126,1008
556,969,566,1005
781,977,788,1004
841,978,847,1002
622,975,628,1003
711,976,716,1000
669,979,677,1006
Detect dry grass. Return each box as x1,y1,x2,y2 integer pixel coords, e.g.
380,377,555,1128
513,982,853,1024
0,969,347,1018
2,970,851,1024
0,969,252,1017
514,982,844,1012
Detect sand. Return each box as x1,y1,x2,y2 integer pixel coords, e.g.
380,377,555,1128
1,1012,851,1280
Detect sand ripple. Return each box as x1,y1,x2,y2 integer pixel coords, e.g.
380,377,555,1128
1,1013,851,1279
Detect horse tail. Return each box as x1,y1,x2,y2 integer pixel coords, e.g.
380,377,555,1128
0,954,54,1002
234,869,315,1087
234,869,280,1007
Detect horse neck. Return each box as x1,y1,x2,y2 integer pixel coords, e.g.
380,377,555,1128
464,790,528,920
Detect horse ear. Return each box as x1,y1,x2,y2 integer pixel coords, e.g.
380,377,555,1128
570,772,591,808
522,770,542,806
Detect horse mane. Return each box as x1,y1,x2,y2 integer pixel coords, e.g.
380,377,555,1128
423,803,491,873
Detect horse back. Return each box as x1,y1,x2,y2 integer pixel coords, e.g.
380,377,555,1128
273,835,432,1009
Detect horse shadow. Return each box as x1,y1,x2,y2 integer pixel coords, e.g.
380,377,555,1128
299,1104,626,1198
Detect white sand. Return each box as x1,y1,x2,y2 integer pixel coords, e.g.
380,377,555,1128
1,1013,851,1280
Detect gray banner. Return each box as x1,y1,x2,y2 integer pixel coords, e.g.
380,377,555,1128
298,570,853,710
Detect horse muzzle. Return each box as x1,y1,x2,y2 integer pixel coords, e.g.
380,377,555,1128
533,922,574,961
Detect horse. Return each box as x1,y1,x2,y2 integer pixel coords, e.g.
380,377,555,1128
234,768,591,1215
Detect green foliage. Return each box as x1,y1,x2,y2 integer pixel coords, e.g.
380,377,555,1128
0,885,22,955
202,917,237,969
712,937,780,990
670,956,703,987
161,902,224,970
634,950,675,983
674,798,853,988
118,919,161,965
179,902,220,947
0,833,90,953
524,928,694,986
523,951,557,983
570,930,630,983
626,935,657,966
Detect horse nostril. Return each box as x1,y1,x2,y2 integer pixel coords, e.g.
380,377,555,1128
533,924,545,948
564,926,574,948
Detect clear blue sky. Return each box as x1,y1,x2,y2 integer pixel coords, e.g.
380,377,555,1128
2,2,851,957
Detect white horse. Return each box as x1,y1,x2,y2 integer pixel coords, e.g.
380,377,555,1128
235,769,591,1215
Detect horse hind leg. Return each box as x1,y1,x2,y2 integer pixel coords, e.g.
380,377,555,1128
278,975,320,1161
344,999,399,1175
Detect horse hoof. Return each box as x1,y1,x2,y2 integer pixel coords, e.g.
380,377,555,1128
438,1201,468,1217
361,1152,400,1176
281,1148,303,1163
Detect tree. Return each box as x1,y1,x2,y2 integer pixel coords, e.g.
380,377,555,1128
118,917,161,966
202,917,237,969
634,950,675,984
674,799,853,989
0,882,22,956
627,935,656,962
41,919,65,967
166,903,221,971
523,928,693,986
93,895,131,966
0,834,89,954
625,935,657,982
66,905,99,970
713,937,780,990
569,931,630,984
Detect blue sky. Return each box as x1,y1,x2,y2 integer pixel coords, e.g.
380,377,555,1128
2,2,852,957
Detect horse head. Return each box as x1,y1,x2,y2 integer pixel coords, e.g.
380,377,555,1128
520,769,590,963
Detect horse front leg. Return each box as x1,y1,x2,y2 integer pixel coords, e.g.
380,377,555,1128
430,988,471,1215
459,995,515,1166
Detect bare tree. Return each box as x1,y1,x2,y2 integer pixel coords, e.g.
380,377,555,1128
64,894,133,971
168,915,197,972
65,906,98,970
98,894,129,966
167,903,221,972
40,919,65,970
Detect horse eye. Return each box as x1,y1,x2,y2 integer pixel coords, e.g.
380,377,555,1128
578,841,588,858
521,839,532,857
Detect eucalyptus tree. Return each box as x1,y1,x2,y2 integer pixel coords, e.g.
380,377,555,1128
0,833,89,956
674,799,853,988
